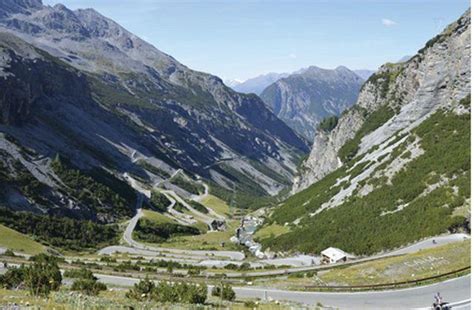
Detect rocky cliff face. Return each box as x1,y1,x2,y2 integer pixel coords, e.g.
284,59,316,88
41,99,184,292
0,1,309,221
0,33,92,126
260,66,364,141
293,10,471,193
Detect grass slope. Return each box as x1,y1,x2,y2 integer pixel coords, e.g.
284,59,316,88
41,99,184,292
200,194,231,218
0,224,45,255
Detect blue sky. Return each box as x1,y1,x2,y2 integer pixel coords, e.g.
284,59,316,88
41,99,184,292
43,0,470,81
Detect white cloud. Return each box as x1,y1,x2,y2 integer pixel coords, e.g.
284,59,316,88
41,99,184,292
288,53,297,59
382,18,397,27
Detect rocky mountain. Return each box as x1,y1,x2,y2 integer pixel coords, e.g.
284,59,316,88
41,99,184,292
353,69,375,80
260,66,364,140
231,72,289,95
0,0,309,222
259,10,470,255
224,79,244,88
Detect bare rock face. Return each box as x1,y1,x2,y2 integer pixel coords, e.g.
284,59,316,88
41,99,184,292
293,9,471,193
0,33,92,126
293,109,365,192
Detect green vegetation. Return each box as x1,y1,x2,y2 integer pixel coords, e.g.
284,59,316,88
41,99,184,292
0,157,50,206
338,105,395,162
89,74,157,109
318,115,338,132
170,175,204,195
71,278,107,296
0,224,45,255
68,268,106,296
63,268,95,280
104,258,202,273
127,278,207,304
210,182,277,210
51,155,135,219
214,165,268,198
365,63,403,99
200,194,231,217
270,166,347,224
0,207,119,251
134,218,200,243
248,160,292,186
160,220,241,251
212,283,236,301
174,201,187,213
136,160,170,178
24,255,62,297
265,109,470,255
460,94,471,108
149,190,171,212
142,209,173,224
187,200,209,214
254,223,290,240
0,266,25,289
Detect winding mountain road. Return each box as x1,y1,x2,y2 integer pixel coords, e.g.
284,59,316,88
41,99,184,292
98,208,245,261
93,273,470,309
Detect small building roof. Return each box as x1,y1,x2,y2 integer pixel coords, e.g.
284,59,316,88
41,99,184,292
321,247,347,261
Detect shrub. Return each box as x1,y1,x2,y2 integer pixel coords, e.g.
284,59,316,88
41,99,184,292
126,277,155,301
318,115,338,132
63,267,95,280
170,175,204,195
127,278,207,304
24,256,62,296
211,283,236,301
71,278,107,296
149,191,171,212
2,249,15,257
187,200,209,214
238,262,251,271
134,218,200,243
0,265,27,289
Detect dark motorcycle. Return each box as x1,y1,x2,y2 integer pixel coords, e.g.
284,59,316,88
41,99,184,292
432,302,451,310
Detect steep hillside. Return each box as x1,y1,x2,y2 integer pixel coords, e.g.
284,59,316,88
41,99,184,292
261,10,471,255
260,66,364,140
0,0,309,222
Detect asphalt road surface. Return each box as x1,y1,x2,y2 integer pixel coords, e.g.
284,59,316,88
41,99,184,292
94,273,470,309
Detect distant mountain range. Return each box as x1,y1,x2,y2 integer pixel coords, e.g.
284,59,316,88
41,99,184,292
260,66,365,140
353,69,375,80
226,68,374,96
225,72,290,95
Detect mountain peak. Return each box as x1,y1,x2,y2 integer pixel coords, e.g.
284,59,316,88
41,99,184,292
335,65,351,72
